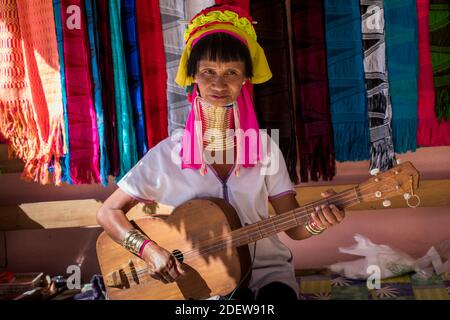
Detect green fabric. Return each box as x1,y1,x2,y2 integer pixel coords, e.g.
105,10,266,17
430,0,450,121
109,0,138,180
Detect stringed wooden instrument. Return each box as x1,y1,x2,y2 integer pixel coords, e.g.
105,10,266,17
96,161,420,300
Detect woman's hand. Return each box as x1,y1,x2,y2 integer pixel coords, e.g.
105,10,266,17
141,242,184,283
310,189,345,231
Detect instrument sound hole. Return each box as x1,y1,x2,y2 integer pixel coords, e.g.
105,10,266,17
172,249,184,263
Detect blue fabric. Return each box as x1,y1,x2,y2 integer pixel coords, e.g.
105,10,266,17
121,0,148,158
109,0,138,180
385,0,418,153
53,0,72,184
324,0,370,161
85,0,110,186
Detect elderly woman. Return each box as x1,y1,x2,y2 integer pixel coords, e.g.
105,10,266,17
97,5,345,300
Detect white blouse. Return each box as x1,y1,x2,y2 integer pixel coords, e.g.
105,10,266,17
118,132,298,296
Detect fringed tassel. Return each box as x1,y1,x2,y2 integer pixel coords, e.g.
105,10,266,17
70,157,101,184
392,117,418,154
435,86,450,122
368,91,397,171
300,135,336,182
333,123,371,162
370,137,396,171
193,96,207,176
417,118,450,146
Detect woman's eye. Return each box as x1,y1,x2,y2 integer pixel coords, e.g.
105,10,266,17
203,69,214,75
226,70,237,76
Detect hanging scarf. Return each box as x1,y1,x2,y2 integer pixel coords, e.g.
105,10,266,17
360,0,397,171
417,0,450,146
292,0,336,182
384,0,418,153
85,0,110,185
109,0,138,180
136,0,168,150
0,0,64,185
430,0,450,121
158,0,190,134
121,0,148,158
176,5,272,176
53,0,71,184
96,0,120,177
251,0,298,183
324,0,370,162
61,0,100,184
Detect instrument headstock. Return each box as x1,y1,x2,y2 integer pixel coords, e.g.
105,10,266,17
357,161,420,207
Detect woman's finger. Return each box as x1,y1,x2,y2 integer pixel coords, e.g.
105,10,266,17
321,189,336,198
167,262,181,280
321,205,339,225
152,273,168,284
310,211,324,229
314,207,331,228
331,205,345,222
160,270,174,283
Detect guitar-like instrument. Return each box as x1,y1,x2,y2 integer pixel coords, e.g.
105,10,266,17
96,161,420,299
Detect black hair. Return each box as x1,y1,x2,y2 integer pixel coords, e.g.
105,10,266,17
186,32,253,79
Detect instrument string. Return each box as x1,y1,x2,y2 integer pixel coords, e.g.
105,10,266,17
124,183,398,280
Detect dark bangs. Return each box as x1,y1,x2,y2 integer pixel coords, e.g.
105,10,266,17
186,32,253,78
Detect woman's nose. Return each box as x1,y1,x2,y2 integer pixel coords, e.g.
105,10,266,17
211,75,227,88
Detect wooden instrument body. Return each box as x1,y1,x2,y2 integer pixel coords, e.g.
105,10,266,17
97,161,421,300
96,198,251,300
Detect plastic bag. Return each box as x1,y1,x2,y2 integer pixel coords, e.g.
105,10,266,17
328,234,417,280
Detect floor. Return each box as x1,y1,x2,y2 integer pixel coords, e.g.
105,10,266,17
296,270,450,300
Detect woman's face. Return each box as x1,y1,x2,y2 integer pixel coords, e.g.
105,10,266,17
194,60,247,107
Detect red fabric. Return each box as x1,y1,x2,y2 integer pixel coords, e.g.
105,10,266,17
292,0,335,182
136,0,168,148
416,0,450,146
61,0,100,183
215,0,250,13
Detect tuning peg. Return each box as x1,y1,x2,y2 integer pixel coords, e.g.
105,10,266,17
383,199,392,207
370,168,380,176
403,193,411,200
396,159,402,165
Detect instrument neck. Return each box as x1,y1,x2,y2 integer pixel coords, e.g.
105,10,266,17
228,186,362,248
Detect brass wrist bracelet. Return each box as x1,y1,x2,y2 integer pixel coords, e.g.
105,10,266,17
122,229,150,255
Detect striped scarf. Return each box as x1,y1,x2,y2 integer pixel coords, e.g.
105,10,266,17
360,0,397,171
159,0,191,134
0,0,64,185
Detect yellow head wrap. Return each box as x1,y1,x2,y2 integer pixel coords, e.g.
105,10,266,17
175,6,272,89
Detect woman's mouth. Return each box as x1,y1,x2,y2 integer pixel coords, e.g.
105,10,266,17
211,95,228,100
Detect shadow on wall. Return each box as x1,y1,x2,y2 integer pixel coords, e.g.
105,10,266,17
2,226,103,282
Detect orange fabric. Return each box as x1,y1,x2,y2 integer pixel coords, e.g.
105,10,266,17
0,0,64,185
